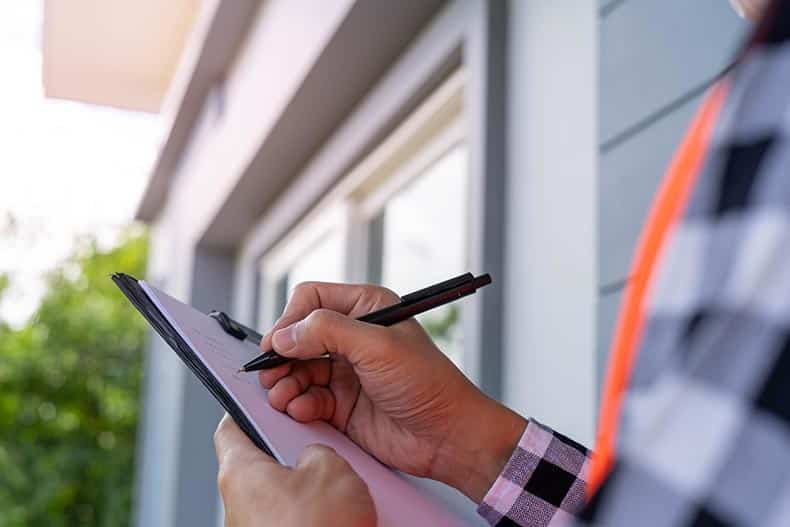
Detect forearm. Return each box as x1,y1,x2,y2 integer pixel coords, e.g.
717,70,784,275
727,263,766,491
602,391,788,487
431,394,591,526
432,395,528,503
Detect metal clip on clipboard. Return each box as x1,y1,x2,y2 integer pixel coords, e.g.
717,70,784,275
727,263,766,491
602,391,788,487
209,311,263,346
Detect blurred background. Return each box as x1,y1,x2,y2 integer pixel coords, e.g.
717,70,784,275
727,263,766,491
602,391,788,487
0,1,748,525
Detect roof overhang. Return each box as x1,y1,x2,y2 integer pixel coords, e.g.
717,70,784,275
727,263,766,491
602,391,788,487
135,0,446,232
135,0,262,222
43,0,200,112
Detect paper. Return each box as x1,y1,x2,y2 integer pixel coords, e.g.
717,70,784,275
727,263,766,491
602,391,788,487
139,281,479,527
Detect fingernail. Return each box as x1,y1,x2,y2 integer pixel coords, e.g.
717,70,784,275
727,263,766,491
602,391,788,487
272,324,296,352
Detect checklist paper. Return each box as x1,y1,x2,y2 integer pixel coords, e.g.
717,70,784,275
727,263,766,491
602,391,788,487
113,274,482,526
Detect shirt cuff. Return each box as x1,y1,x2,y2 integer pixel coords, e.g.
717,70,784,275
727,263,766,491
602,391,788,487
476,418,591,527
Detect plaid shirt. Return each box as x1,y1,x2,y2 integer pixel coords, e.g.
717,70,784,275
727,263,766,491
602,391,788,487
478,4,790,526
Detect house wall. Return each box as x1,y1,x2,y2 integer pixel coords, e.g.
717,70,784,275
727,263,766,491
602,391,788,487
503,0,598,444
596,0,748,382
132,2,451,525
132,1,751,525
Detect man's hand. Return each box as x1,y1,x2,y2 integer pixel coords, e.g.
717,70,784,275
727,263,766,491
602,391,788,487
258,282,527,502
214,414,376,527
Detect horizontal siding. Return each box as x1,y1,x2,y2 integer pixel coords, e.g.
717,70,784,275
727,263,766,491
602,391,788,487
600,0,747,143
599,92,702,286
599,0,625,17
597,0,749,381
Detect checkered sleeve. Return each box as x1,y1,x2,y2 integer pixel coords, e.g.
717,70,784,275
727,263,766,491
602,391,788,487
573,8,790,525
477,419,590,527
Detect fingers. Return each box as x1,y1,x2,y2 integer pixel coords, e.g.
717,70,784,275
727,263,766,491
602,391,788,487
288,282,400,320
286,386,336,422
259,358,330,390
296,444,351,473
257,361,293,389
265,359,332,411
271,308,394,365
215,414,285,510
268,362,334,416
265,358,358,430
259,282,400,353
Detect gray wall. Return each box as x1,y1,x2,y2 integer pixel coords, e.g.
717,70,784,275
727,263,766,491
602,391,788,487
596,0,748,384
132,3,756,525
132,221,233,527
504,0,598,444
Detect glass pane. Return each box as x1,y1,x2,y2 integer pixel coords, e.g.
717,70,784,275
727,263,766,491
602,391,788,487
379,144,468,368
284,229,344,297
273,275,289,321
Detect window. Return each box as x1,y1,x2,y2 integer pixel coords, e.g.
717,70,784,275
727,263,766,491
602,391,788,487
367,145,468,367
258,205,346,327
274,230,345,313
258,71,469,370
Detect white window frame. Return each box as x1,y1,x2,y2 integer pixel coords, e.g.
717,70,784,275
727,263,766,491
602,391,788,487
234,2,513,398
257,71,468,349
345,70,466,286
347,74,465,220
257,203,348,328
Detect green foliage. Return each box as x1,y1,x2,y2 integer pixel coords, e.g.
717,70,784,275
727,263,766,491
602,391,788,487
0,229,148,526
0,274,9,296
421,305,459,342
421,305,463,366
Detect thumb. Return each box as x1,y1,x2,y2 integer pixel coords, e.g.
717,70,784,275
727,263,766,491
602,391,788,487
214,414,276,467
271,308,391,365
296,444,345,471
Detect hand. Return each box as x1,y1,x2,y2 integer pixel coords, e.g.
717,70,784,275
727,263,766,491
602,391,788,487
214,414,376,527
258,281,527,502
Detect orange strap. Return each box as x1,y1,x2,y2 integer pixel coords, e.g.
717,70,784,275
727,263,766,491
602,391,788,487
587,83,728,495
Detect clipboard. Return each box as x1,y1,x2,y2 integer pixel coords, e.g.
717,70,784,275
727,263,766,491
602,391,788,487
112,272,480,526
112,272,274,457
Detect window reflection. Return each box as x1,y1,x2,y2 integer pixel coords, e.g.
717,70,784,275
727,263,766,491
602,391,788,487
373,144,468,368
275,230,344,315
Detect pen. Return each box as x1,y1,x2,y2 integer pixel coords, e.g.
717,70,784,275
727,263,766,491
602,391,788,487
235,272,492,373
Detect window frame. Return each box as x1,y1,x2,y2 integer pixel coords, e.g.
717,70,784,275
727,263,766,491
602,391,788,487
348,73,465,222
236,1,509,396
344,71,466,286
257,203,348,327
256,71,469,360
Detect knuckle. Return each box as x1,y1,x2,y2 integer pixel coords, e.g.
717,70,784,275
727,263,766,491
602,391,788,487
306,443,335,458
300,444,337,468
213,416,230,447
378,286,400,304
305,308,334,330
361,284,399,305
291,281,315,298
257,370,273,388
318,446,351,472
216,464,237,494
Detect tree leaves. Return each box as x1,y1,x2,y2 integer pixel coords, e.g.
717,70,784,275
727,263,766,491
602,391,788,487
0,229,148,526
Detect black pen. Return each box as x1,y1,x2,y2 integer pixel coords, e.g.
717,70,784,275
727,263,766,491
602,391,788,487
232,272,492,373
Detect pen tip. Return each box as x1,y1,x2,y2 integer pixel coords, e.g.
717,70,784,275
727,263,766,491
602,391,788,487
237,368,245,373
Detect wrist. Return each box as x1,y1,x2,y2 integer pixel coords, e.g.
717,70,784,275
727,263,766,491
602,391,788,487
433,394,527,503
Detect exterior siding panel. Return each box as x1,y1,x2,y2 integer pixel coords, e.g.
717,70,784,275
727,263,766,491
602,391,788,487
597,1,748,382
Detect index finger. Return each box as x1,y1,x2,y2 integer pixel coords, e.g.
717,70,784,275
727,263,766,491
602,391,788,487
259,282,399,352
